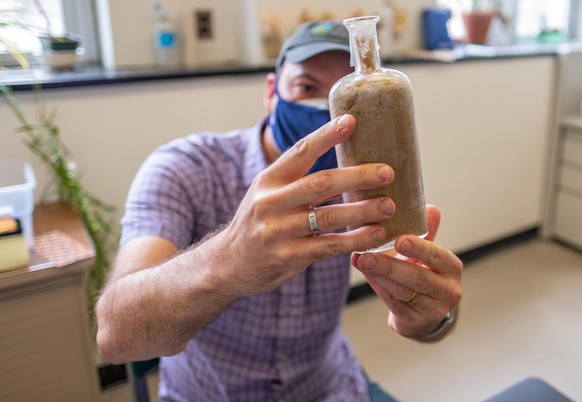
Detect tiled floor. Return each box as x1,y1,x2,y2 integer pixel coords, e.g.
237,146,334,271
101,239,582,402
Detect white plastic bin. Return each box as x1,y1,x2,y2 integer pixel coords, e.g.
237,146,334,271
0,159,36,246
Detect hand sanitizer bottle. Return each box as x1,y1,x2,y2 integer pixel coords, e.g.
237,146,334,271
153,3,180,67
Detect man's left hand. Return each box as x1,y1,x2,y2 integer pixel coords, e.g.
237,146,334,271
351,204,463,341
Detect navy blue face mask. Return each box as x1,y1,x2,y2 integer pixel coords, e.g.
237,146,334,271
269,89,337,174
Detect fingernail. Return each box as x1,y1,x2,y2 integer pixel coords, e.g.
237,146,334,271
372,229,384,241
399,239,412,253
337,114,350,129
377,165,393,182
380,199,395,216
362,254,377,271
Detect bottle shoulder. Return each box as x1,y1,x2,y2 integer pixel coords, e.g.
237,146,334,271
330,68,412,96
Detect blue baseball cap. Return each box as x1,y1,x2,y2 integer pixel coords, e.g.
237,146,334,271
275,21,350,73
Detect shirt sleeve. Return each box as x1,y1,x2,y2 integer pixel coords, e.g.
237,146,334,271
120,146,199,250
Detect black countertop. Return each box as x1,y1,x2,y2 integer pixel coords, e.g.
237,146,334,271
2,42,581,92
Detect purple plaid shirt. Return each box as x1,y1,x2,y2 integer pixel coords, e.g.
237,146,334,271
121,120,370,402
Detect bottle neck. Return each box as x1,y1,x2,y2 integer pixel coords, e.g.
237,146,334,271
346,18,382,73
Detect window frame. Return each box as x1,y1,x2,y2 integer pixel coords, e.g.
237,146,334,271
61,0,99,64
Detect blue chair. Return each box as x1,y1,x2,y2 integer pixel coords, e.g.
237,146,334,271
368,381,399,402
126,358,397,402
483,377,573,402
126,358,160,402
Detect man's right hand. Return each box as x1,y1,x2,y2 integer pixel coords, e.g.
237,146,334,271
96,114,395,363
211,114,396,297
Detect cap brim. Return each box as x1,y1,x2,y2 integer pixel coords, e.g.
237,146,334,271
285,42,351,65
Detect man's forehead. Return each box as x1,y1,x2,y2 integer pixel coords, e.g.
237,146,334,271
279,53,352,88
283,51,351,73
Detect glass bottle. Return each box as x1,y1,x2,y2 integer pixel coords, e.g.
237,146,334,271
329,15,427,252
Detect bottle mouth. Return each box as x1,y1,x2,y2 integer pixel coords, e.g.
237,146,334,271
343,15,381,69
343,15,380,27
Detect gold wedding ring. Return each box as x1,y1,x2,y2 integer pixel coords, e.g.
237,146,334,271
403,290,420,305
308,208,320,235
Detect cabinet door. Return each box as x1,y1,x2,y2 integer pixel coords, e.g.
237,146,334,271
562,131,582,167
0,276,100,402
559,164,582,196
554,128,582,249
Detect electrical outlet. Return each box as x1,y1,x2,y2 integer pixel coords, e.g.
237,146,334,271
196,10,213,39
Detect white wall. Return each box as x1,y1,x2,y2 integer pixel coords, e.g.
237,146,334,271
0,74,266,217
95,0,434,68
402,57,555,251
0,56,556,254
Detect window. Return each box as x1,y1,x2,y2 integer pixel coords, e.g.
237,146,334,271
436,0,578,44
513,0,570,40
0,0,98,66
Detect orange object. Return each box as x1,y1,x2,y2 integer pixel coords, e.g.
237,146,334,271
463,12,496,45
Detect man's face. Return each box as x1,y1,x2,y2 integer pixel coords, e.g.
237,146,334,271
276,51,353,102
261,50,353,163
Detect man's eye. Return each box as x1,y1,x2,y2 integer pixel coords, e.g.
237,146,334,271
298,84,316,93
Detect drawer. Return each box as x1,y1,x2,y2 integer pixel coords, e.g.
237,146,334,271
555,191,582,249
562,131,582,166
559,164,582,196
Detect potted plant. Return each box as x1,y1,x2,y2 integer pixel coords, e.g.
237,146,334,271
1,4,115,325
31,0,82,70
0,0,81,70
0,85,118,326
38,33,80,52
461,0,500,45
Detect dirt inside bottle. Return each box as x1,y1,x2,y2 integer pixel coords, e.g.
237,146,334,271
329,16,428,252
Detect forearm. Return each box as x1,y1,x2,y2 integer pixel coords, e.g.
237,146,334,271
96,234,239,364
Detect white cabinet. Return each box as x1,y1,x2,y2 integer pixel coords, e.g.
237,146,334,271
542,46,582,249
0,203,100,402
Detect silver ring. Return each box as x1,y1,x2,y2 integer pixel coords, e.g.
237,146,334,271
308,208,320,235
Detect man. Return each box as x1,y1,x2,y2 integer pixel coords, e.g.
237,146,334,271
96,21,463,401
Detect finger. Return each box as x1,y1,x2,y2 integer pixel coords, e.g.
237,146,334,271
363,275,436,329
369,274,426,307
423,204,441,242
289,198,395,237
352,252,432,307
352,251,446,298
293,225,387,261
268,114,355,181
395,235,463,277
281,164,394,208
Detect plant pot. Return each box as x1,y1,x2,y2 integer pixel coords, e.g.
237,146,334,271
39,34,80,52
37,34,81,70
462,12,496,45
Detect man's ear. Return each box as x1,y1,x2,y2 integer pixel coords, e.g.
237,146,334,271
263,73,277,112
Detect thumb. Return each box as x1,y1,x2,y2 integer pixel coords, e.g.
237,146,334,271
424,204,441,242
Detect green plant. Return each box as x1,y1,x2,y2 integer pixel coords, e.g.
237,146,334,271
0,3,30,68
1,3,113,317
0,0,77,50
0,84,118,321
1,0,114,329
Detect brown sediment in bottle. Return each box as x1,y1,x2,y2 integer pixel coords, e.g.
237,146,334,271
330,64,427,245
357,37,378,72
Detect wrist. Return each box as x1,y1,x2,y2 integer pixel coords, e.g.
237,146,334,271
419,309,455,342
